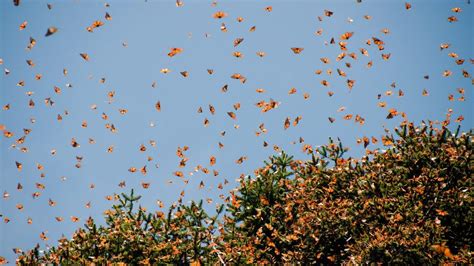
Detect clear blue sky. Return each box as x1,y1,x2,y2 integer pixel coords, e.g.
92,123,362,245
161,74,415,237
0,0,472,263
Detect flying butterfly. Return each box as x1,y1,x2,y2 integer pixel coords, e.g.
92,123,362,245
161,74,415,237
80,53,89,61
45,27,58,37
168,47,183,57
291,47,304,54
213,11,228,19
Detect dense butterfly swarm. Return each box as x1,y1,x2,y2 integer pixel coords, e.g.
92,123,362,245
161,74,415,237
1,0,473,264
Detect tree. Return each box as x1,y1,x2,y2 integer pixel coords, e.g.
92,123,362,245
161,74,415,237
15,121,473,264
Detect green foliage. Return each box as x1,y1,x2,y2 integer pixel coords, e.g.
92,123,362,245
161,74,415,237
16,121,473,264
16,189,224,265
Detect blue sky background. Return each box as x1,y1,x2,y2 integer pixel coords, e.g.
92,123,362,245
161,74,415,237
0,0,472,263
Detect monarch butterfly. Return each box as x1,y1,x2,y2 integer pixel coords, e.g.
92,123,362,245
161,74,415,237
71,138,80,148
324,10,333,17
233,38,244,47
431,244,453,259
337,69,346,77
45,27,58,37
168,47,183,57
386,109,398,119
284,117,291,129
140,165,147,175
293,116,302,126
19,21,27,30
235,156,247,164
340,32,353,40
233,51,243,58
92,20,104,28
212,11,227,19
372,37,384,46
220,23,227,32
80,53,89,61
227,112,236,120
347,79,355,90
15,161,22,171
381,53,391,60
451,7,462,13
339,41,347,50
208,105,215,115
320,57,330,64
291,47,304,54
447,16,458,22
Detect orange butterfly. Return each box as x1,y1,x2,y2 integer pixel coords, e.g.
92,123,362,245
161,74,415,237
80,53,89,61
168,47,183,57
213,11,228,19
291,47,304,54
19,21,27,30
45,27,58,37
340,32,353,40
